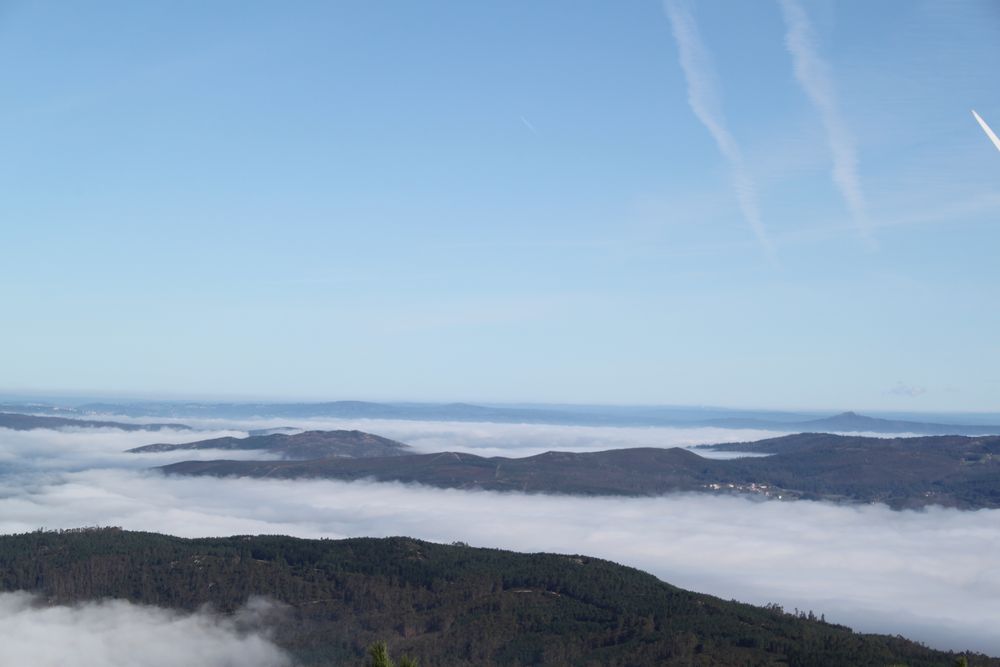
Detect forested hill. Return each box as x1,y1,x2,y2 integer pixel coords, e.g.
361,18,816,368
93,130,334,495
698,432,984,454
701,410,1000,435
127,429,412,459
0,528,992,667
159,433,1000,509
0,411,190,432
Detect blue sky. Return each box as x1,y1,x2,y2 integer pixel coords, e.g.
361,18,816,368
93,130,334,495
2,0,999,410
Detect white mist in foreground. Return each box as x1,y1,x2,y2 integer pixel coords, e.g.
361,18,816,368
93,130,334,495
1,469,998,655
0,592,290,667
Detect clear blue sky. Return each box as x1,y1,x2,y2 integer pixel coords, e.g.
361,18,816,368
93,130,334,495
2,0,999,410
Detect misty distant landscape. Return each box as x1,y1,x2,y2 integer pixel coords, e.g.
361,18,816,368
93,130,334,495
10,400,1000,435
0,400,1000,663
106,411,1000,510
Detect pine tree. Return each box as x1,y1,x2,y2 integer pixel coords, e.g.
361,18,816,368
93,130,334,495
366,641,418,667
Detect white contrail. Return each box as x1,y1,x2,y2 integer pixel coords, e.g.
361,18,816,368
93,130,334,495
519,115,538,135
779,0,875,248
663,0,776,260
972,110,1000,153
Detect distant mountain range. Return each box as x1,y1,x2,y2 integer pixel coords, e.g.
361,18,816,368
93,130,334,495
127,429,411,459
5,399,999,435
700,410,1000,435
0,528,991,666
157,431,1000,510
0,411,190,432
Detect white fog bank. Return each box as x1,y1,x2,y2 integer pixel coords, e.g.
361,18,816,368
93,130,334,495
0,469,996,656
0,592,290,667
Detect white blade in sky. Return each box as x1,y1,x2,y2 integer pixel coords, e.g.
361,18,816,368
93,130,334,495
972,109,1000,153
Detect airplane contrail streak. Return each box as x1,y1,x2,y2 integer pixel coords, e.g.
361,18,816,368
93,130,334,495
663,0,776,261
779,0,875,248
972,110,1000,153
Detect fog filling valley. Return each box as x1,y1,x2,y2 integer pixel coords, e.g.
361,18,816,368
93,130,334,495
0,592,291,667
1,420,998,658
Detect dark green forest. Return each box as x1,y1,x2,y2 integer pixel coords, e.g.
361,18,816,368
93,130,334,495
0,528,992,666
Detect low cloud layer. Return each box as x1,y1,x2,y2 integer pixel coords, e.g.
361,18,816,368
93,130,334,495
0,468,996,655
0,592,290,667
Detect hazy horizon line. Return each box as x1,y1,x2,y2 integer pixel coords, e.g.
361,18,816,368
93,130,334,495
2,389,999,421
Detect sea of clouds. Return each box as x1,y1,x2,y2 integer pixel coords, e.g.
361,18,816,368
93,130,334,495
0,419,997,662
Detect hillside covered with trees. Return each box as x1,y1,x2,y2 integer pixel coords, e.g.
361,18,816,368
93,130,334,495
0,528,992,666
159,432,1000,509
127,429,412,459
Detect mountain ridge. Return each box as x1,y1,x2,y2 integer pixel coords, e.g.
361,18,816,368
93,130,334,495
157,432,1000,509
127,429,412,459
0,411,191,432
